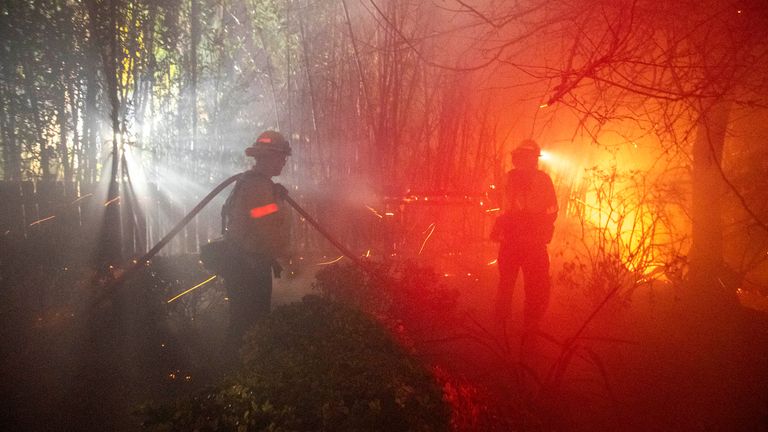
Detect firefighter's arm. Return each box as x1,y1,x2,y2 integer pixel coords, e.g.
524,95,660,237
543,174,558,224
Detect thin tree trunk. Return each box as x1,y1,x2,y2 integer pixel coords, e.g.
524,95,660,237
190,0,199,152
67,76,79,189
0,77,21,181
689,98,736,307
20,52,48,179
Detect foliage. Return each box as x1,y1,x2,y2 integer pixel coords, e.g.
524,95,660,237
140,296,450,431
561,164,689,308
311,260,460,344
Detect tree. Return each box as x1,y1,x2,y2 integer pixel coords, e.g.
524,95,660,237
429,0,768,306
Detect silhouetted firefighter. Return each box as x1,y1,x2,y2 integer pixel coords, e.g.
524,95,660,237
492,140,558,331
219,130,292,345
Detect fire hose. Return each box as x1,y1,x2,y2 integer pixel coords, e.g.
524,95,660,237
280,190,371,272
98,173,374,304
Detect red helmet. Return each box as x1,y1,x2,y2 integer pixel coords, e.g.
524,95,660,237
245,130,292,157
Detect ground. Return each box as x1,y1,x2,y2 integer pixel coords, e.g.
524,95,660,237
1,253,767,431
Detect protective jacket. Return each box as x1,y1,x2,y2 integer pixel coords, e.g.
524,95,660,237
493,168,558,245
224,169,290,260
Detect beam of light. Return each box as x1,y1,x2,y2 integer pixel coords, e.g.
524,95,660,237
539,103,549,108
364,249,371,257
538,149,574,174
365,205,384,218
166,275,218,304
485,207,501,213
418,223,436,255
28,215,56,227
249,203,279,218
104,196,121,207
487,259,498,266
316,255,344,265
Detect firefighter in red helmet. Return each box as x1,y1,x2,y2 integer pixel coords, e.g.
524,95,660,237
222,130,292,345
491,139,558,331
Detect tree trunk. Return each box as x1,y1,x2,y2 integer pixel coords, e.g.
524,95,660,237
0,78,21,181
190,0,199,152
20,52,48,179
689,99,738,308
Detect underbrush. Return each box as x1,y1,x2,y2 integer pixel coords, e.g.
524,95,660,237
140,296,450,431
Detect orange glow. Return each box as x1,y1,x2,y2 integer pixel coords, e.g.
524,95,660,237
537,150,573,173
250,203,279,218
575,171,675,277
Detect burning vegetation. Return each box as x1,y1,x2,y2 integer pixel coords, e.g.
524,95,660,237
2,0,768,430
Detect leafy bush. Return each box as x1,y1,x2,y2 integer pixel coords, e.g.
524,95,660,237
311,260,460,344
140,296,450,431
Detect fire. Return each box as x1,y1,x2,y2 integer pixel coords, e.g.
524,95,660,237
573,166,678,278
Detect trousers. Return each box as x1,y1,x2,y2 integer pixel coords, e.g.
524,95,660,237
223,254,273,345
495,242,551,328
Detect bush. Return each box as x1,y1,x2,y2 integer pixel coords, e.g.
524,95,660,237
140,296,450,431
311,260,460,344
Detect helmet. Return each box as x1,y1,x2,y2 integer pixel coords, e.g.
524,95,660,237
245,130,292,157
512,139,541,158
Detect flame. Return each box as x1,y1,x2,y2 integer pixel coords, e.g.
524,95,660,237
576,173,674,277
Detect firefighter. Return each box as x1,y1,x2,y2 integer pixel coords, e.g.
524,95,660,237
491,139,558,330
222,130,292,345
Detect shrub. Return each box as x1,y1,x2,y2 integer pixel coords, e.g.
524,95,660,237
311,260,460,344
140,296,450,431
